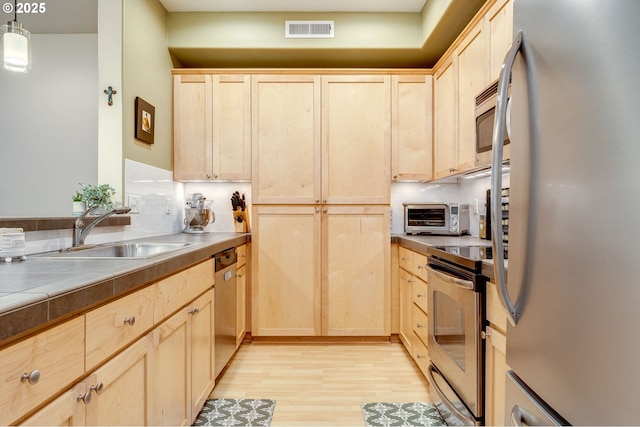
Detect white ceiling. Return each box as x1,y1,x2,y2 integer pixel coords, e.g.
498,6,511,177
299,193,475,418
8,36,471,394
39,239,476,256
158,0,429,13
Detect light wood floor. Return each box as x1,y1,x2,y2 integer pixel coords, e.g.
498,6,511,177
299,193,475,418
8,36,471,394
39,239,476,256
210,341,432,426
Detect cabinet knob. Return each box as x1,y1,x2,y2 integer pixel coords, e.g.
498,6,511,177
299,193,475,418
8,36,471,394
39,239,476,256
214,174,219,178
416,354,424,359
401,256,407,261
416,323,425,329
407,278,414,283
316,199,320,203
90,383,104,395
416,293,425,298
322,208,327,213
393,174,398,179
315,208,320,213
417,265,423,269
241,253,246,258
323,199,327,203
77,391,92,405
123,316,136,326
481,330,491,340
206,174,211,179
20,370,40,385
188,307,200,315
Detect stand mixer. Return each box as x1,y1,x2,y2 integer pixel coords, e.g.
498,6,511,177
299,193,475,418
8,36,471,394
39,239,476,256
183,193,215,233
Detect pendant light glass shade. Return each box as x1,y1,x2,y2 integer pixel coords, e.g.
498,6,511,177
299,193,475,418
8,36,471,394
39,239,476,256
1,21,31,73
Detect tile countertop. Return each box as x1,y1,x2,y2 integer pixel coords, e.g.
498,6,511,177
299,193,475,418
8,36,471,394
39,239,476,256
0,232,250,345
392,234,505,281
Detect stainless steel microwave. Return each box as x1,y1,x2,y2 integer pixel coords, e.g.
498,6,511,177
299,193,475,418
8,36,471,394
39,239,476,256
475,79,511,167
403,202,470,236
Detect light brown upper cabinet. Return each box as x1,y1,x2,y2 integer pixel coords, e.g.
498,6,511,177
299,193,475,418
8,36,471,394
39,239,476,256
321,75,390,204
173,74,251,181
433,58,458,179
486,0,514,82
251,75,322,204
252,74,390,204
391,74,433,182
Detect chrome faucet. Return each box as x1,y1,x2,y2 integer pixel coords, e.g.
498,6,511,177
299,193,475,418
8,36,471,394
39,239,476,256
73,206,132,247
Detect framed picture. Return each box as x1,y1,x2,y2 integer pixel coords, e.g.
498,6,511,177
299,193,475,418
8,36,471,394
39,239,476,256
135,97,155,144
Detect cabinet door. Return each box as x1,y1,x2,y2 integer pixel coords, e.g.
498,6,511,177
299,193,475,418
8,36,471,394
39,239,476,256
236,264,247,347
150,308,190,427
457,23,486,173
173,74,212,180
321,75,390,204
213,75,251,180
486,0,514,82
84,336,152,426
252,75,321,204
323,205,390,336
189,289,215,420
398,269,414,353
391,74,433,182
485,325,508,427
433,58,458,179
252,205,322,336
20,383,86,426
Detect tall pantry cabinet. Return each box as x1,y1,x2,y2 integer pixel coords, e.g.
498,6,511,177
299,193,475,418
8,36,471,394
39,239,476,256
252,73,391,337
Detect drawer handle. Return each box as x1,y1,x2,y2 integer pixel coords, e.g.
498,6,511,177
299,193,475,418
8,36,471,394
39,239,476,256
90,383,104,395
77,391,92,405
188,307,200,315
416,323,425,329
416,293,425,298
123,316,136,326
20,370,40,385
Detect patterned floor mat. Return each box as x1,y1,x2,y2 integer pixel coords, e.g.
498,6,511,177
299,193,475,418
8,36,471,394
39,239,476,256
193,398,276,426
362,402,446,427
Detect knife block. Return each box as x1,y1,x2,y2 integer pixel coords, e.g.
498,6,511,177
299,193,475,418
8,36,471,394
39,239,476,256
233,210,250,233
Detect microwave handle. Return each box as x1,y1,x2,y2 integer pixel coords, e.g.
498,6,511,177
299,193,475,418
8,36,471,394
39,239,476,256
491,30,522,327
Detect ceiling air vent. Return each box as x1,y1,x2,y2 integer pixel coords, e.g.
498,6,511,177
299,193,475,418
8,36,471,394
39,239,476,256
285,20,334,39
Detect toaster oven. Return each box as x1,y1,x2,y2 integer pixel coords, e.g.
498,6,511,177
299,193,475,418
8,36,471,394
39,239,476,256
403,202,470,236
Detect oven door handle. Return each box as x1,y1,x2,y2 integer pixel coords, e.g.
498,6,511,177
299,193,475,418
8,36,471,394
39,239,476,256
427,266,474,290
427,364,477,426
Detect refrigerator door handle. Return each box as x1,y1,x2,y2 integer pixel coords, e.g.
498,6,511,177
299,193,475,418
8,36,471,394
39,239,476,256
491,30,523,327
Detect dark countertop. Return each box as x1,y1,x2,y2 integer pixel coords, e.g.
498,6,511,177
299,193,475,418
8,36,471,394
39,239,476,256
392,234,503,281
0,232,250,346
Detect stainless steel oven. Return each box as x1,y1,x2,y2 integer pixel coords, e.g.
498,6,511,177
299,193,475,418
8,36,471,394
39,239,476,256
426,246,486,426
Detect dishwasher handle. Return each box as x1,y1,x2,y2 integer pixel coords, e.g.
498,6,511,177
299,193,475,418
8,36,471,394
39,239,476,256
214,248,237,272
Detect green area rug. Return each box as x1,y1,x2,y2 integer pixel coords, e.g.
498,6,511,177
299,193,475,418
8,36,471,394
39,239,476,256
362,402,445,427
193,398,276,426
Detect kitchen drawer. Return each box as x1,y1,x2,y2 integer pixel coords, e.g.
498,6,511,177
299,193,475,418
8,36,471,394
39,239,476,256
413,252,428,282
236,244,247,267
412,276,428,314
412,303,428,346
0,316,85,426
155,259,215,323
411,331,430,378
398,246,414,272
486,280,508,333
85,285,156,371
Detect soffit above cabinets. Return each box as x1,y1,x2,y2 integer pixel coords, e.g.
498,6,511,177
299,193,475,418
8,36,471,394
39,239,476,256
164,0,488,68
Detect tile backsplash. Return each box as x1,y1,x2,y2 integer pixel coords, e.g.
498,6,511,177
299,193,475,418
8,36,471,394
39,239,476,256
21,159,510,255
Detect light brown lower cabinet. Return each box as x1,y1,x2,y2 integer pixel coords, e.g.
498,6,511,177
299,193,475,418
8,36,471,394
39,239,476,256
252,204,390,337
236,264,247,347
151,289,215,426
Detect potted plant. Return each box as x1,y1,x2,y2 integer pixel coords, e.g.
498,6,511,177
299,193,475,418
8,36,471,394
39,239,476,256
78,183,116,214
72,191,85,216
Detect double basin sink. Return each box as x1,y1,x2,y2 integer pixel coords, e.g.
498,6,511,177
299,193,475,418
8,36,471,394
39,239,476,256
39,242,198,259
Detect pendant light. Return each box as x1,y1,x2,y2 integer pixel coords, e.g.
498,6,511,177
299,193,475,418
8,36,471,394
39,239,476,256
1,0,31,72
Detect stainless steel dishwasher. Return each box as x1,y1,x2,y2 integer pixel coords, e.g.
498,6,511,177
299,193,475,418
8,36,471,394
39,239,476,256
214,248,237,378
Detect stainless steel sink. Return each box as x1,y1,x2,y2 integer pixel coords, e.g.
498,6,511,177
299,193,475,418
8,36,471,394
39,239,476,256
39,242,198,259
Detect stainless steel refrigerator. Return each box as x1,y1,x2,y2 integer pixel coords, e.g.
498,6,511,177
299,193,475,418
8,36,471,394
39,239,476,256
490,0,640,425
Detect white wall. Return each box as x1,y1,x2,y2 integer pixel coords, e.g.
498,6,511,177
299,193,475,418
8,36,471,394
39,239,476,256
0,34,98,216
